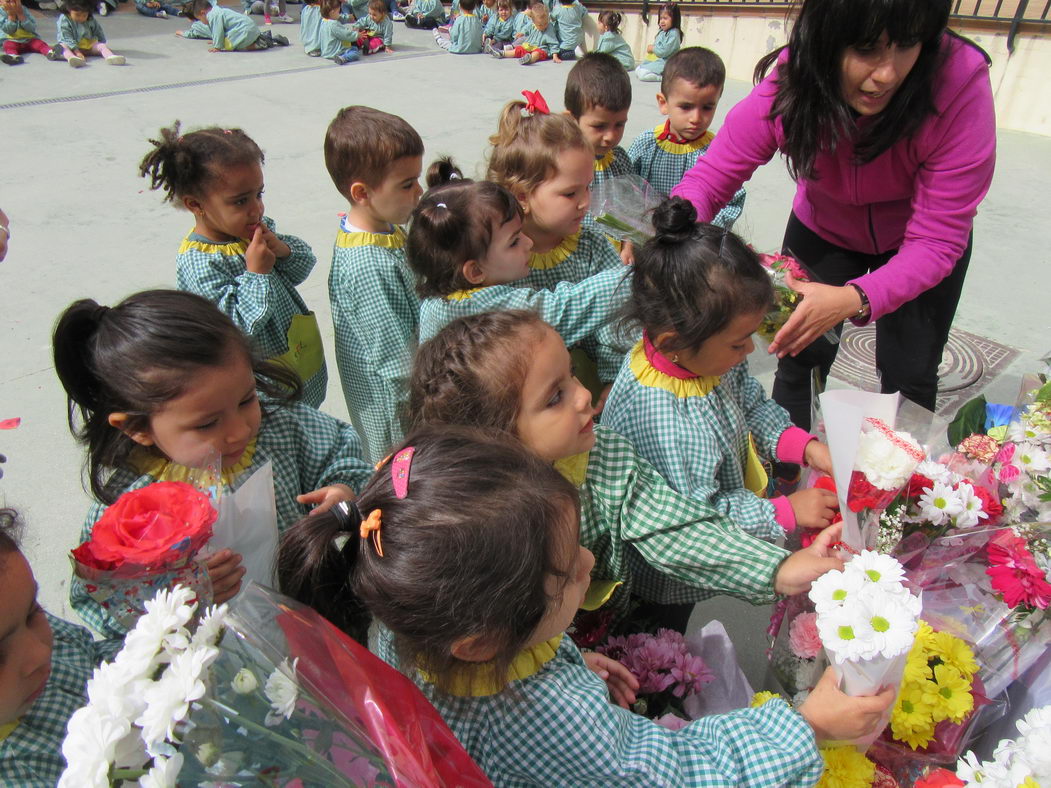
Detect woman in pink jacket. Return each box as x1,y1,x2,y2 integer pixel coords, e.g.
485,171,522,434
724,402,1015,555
672,0,995,438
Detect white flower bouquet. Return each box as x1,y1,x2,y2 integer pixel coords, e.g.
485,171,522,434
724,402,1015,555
59,583,491,787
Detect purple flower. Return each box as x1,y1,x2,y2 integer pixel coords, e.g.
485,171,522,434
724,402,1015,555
624,638,679,694
669,653,713,698
598,635,632,663
655,628,688,655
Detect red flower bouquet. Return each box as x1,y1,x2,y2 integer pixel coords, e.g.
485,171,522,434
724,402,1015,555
71,481,216,627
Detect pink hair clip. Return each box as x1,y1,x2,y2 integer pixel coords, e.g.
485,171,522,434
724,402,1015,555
391,447,415,499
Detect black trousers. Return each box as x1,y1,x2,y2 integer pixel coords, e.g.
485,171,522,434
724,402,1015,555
772,213,973,430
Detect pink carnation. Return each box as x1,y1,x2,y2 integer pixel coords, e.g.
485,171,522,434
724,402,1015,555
999,464,1021,484
995,443,1016,464
788,612,823,659
669,652,713,698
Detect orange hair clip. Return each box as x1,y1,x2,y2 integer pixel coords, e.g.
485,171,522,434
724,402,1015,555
359,509,384,557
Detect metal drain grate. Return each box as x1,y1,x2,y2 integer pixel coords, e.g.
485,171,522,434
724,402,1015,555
829,325,1021,415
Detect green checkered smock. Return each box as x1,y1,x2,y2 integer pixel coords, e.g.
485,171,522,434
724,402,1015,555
519,215,622,291
627,125,746,230
379,631,823,787
0,615,121,787
328,222,420,464
604,343,793,543
176,216,327,408
572,425,787,613
70,403,372,639
591,146,633,189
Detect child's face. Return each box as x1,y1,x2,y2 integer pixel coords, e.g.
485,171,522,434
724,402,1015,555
354,155,423,228
117,349,262,469
658,9,673,31
532,9,547,29
0,552,54,726
521,147,592,241
576,106,629,158
368,7,383,22
672,309,763,378
657,78,722,142
474,214,533,285
186,161,265,243
527,504,595,648
515,325,595,463
1,0,21,16
497,5,510,18
70,8,90,21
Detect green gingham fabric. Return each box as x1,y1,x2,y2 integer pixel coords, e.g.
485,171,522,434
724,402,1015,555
518,215,622,291
70,403,372,639
590,146,634,189
604,353,792,543
328,223,420,464
627,129,747,230
380,630,823,787
0,615,121,787
578,425,785,609
175,215,328,409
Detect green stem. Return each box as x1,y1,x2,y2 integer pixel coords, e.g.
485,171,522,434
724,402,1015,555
111,768,149,781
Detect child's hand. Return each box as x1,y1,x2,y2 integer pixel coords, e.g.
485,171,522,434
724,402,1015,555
297,483,356,515
787,487,838,530
206,549,245,604
619,240,635,265
208,46,221,52
804,440,833,476
773,522,845,596
646,43,653,53
799,667,895,744
246,224,277,274
257,222,291,259
593,383,612,416
582,651,639,709
176,29,185,36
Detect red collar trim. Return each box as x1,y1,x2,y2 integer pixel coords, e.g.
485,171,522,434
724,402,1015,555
643,332,699,379
655,120,692,145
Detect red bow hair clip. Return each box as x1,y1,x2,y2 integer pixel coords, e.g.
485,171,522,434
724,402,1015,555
520,89,550,118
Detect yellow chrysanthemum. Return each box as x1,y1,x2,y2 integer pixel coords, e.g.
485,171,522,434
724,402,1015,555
928,631,979,678
914,620,936,647
1018,778,1039,788
922,663,974,724
750,691,781,708
891,710,937,750
816,746,876,788
892,685,935,733
903,652,933,685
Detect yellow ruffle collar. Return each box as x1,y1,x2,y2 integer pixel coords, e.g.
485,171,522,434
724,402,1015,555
593,149,616,172
422,634,564,697
0,719,19,742
629,341,721,398
653,123,715,155
529,231,580,271
554,449,590,487
335,225,406,249
178,232,246,256
445,287,484,302
132,438,258,487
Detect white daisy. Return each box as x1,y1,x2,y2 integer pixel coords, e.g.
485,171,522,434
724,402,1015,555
808,568,866,614
264,657,300,725
847,550,906,590
953,482,988,529
816,605,877,663
918,481,964,526
855,585,918,659
916,459,953,485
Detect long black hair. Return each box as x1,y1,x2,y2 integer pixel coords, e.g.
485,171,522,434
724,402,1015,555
753,0,971,180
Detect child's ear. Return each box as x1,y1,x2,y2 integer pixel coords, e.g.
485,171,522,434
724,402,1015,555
461,260,486,285
348,181,370,205
182,195,202,215
656,93,669,116
653,330,678,355
451,633,500,663
512,189,530,215
107,413,154,447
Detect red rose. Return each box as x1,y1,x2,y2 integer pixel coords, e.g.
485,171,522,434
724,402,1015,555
971,485,1003,525
913,768,964,788
904,474,934,500
72,481,216,572
847,472,882,512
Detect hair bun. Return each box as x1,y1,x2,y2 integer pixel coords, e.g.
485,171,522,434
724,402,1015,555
652,196,698,243
425,156,464,189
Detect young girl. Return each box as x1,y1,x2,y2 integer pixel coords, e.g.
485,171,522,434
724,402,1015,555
407,310,847,631
481,0,513,49
433,0,481,53
489,0,555,63
1,0,60,65
635,1,680,82
406,165,630,354
190,0,289,52
353,0,392,54
551,0,585,61
139,122,328,409
53,290,372,639
278,426,893,785
299,0,323,55
594,10,633,70
55,0,124,67
0,508,123,786
476,0,494,27
603,198,839,542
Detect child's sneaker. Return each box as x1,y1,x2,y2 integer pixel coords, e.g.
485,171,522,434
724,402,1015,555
273,13,293,21
307,48,321,56
106,54,125,64
46,44,63,60
1,53,25,65
518,53,533,64
487,42,502,57
97,1,108,13
263,13,272,23
391,9,404,20
156,8,167,16
271,32,289,45
68,53,87,67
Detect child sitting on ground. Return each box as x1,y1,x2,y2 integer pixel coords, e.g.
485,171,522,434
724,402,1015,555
551,0,585,61
402,0,444,29
433,0,481,53
352,0,393,54
635,1,680,82
134,0,183,19
476,0,494,26
604,198,839,540
481,0,513,49
241,0,294,26
511,0,529,36
191,0,289,51
628,46,745,229
325,106,425,463
594,9,633,69
0,0,60,64
488,0,556,64
55,0,124,67
317,0,360,62
300,0,323,55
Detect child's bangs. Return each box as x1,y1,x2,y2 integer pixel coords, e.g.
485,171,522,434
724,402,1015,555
843,0,948,48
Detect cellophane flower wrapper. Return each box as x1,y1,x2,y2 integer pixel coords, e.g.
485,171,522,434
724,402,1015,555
591,174,664,246
766,593,829,701
755,251,839,347
70,480,218,629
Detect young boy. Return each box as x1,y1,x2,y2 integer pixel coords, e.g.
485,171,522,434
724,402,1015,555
192,0,289,51
566,52,633,188
627,46,745,229
325,106,424,463
403,0,445,29
488,1,556,64
318,0,360,62
353,0,393,54
433,0,481,53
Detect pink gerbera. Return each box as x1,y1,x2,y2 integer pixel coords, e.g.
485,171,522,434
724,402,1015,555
986,532,1051,609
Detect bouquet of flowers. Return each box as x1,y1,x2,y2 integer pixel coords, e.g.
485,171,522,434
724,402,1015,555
70,481,216,629
766,594,829,701
755,252,839,346
59,583,492,787
590,174,665,246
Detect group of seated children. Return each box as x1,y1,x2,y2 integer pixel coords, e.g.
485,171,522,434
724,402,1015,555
1,0,125,66
2,37,889,787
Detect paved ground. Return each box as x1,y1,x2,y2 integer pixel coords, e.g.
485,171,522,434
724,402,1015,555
1,3,1049,687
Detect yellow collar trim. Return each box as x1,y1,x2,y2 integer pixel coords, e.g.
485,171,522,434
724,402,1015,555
653,124,715,155
335,225,406,249
529,231,580,271
133,438,258,486
593,149,615,172
445,287,484,302
178,234,247,256
580,579,622,611
0,719,19,742
554,450,590,487
629,341,721,397
422,634,563,697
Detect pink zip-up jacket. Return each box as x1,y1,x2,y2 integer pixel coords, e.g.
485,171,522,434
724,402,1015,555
672,33,996,323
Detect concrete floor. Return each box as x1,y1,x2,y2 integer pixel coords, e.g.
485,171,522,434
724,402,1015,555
1,4,1050,688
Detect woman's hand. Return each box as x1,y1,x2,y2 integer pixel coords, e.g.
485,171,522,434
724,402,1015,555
297,483,355,515
768,273,861,358
582,651,639,708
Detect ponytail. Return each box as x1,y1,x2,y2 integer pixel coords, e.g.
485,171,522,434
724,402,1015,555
487,102,588,198
278,503,371,645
